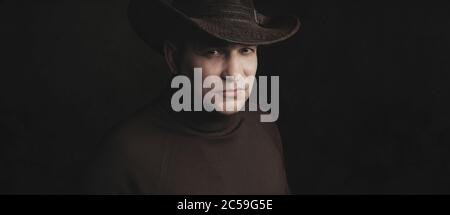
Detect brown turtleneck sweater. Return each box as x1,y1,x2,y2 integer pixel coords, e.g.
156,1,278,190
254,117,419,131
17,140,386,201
83,91,290,195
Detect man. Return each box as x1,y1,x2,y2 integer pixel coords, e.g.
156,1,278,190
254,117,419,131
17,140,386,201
83,0,300,194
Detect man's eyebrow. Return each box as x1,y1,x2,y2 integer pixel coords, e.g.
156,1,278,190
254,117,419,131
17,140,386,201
235,44,258,47
194,41,230,49
195,42,257,50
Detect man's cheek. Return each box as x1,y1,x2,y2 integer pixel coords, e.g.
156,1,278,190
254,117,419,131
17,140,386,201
244,69,257,77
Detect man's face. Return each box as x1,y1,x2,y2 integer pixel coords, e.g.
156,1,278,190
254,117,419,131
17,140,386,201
178,40,258,115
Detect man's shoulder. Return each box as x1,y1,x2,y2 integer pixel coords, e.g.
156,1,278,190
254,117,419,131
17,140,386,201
101,103,169,154
83,105,170,194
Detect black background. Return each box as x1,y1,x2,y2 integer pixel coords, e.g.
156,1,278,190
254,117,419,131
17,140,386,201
1,0,450,194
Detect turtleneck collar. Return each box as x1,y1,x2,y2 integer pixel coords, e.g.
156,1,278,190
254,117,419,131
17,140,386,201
154,88,244,137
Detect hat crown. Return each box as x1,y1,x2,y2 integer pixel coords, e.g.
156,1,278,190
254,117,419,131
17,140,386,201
172,0,258,23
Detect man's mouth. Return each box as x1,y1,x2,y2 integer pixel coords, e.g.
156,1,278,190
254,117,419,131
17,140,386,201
220,89,245,97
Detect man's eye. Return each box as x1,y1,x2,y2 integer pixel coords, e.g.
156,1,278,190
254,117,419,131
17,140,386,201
204,49,221,56
240,47,255,55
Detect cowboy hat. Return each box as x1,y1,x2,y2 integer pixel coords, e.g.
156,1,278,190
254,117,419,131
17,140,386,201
128,0,300,53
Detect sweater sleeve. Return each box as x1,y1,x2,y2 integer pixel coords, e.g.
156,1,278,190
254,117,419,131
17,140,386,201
82,133,140,194
261,121,291,195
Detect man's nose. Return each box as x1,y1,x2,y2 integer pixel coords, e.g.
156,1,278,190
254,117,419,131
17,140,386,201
221,55,243,81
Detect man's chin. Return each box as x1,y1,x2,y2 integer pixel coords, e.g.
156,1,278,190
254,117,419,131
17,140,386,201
213,101,247,115
216,110,239,115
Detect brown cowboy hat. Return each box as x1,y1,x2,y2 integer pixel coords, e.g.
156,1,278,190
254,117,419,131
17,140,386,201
128,0,300,53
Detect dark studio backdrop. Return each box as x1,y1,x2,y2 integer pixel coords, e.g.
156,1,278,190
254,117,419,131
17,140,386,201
1,0,450,194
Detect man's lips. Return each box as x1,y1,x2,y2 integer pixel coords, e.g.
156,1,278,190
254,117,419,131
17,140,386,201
218,89,246,97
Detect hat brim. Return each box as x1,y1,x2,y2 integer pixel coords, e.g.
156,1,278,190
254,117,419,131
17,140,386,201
128,0,300,53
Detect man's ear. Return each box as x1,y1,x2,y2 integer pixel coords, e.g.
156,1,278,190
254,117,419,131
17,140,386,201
163,40,179,76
